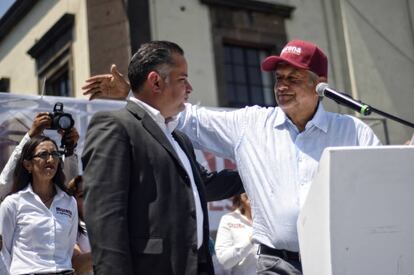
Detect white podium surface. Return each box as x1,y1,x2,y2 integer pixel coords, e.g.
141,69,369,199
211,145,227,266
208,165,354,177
298,146,414,275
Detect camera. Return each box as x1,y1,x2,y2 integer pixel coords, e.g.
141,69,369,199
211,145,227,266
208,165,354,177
48,102,74,131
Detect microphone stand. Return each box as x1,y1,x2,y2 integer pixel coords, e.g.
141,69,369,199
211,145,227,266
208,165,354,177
367,106,414,129
320,85,414,128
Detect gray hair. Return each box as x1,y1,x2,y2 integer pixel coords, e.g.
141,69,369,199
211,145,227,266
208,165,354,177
307,70,323,101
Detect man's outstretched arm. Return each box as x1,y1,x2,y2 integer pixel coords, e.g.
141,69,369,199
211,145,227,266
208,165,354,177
199,163,245,202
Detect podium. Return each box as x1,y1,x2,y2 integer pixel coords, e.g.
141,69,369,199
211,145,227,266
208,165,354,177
297,146,414,275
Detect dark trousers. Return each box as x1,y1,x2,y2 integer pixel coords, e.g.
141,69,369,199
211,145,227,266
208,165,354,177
256,244,302,275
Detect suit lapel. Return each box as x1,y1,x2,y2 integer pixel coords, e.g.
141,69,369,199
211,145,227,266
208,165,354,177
126,101,184,171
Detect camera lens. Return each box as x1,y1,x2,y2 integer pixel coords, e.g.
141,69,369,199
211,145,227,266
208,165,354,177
58,114,74,130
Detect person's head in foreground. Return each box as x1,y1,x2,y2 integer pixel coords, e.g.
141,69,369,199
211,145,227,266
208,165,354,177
128,41,193,119
262,40,328,128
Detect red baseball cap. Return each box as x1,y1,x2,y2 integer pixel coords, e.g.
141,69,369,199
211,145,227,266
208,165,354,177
261,40,328,78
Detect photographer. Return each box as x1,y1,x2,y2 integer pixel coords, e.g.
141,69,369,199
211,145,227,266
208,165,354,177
0,112,79,200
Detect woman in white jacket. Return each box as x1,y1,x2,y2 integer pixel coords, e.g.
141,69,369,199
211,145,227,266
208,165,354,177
215,193,258,275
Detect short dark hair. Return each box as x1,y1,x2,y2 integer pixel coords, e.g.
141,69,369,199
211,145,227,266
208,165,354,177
128,41,184,92
12,135,69,195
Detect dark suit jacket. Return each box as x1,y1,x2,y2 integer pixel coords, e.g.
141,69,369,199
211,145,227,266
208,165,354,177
82,101,242,275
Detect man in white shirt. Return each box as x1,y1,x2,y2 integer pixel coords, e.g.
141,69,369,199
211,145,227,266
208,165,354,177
82,39,381,275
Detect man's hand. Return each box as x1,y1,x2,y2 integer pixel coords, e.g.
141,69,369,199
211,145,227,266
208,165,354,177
28,112,52,138
82,64,130,100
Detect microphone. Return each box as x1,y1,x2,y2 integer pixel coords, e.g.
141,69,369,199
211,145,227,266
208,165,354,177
316,83,371,115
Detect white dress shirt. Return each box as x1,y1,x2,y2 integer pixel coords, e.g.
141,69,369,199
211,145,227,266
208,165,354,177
178,103,381,251
0,185,78,274
215,209,258,275
129,97,204,248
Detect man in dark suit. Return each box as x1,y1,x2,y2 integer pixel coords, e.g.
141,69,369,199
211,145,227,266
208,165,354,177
82,41,241,275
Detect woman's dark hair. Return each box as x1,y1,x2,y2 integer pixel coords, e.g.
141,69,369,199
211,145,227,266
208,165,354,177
12,135,69,195
232,193,247,216
67,175,83,197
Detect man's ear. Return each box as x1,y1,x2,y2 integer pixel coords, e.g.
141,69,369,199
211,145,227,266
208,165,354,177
23,159,32,173
317,76,327,84
147,71,162,93
314,76,327,95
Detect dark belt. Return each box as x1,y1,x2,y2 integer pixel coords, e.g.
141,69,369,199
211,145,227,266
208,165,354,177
258,244,300,261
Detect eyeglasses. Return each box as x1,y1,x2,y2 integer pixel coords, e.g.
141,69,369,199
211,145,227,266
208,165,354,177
32,151,62,160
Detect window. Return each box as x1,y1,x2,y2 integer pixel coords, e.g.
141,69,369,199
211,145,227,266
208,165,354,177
43,65,70,97
39,46,72,97
203,1,292,108
223,45,275,107
27,14,74,97
0,77,10,92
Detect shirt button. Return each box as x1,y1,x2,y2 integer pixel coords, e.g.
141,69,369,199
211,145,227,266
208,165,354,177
190,210,196,219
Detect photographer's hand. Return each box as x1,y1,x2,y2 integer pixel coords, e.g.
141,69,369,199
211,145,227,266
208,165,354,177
59,127,80,156
28,112,52,138
82,64,130,100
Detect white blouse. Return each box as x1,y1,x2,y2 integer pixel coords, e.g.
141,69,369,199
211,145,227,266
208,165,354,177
215,210,258,275
0,185,78,274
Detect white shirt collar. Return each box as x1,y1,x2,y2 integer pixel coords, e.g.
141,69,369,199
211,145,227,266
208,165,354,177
21,183,65,201
274,103,328,133
129,96,179,133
